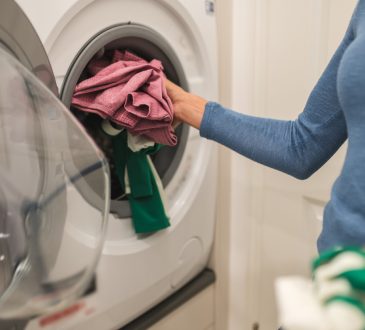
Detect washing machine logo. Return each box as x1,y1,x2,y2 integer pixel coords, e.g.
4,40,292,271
205,0,215,15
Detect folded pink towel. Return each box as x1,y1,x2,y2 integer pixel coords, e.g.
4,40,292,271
71,50,177,146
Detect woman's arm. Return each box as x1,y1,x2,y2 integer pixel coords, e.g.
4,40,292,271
166,27,354,180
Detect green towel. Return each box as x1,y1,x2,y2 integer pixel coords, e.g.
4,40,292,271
312,246,365,272
312,246,365,321
325,295,365,317
337,269,365,292
112,131,170,233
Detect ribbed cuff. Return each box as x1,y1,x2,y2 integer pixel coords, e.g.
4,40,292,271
200,101,220,139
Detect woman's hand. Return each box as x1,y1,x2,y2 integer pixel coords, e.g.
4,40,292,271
165,79,208,129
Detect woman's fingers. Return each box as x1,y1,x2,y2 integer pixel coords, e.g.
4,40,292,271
165,79,185,102
165,79,185,120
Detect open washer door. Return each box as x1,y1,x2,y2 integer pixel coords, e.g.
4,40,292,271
0,0,110,319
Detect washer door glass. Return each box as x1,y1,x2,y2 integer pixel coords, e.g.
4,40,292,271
0,46,110,318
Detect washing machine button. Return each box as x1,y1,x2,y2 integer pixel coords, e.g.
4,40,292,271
171,237,204,289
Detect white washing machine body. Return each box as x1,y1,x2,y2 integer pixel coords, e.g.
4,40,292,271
15,1,218,329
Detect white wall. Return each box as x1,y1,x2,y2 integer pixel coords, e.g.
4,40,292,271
224,1,357,329
209,0,233,329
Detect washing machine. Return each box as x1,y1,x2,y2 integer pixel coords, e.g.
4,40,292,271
5,0,218,329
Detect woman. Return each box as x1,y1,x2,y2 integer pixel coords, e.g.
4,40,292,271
166,0,365,253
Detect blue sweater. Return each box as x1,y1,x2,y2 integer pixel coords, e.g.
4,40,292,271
200,1,365,252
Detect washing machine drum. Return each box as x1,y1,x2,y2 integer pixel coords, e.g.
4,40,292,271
0,0,109,319
61,24,189,218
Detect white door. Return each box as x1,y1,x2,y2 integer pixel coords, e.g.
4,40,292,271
228,1,358,329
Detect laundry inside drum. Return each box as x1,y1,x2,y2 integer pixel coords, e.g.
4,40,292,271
61,24,189,219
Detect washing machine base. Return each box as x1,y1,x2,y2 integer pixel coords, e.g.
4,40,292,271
121,269,215,330
0,269,215,330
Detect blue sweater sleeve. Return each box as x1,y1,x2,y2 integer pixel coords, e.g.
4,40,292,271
200,29,353,180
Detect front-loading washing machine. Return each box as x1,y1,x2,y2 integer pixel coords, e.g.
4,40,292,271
5,0,218,329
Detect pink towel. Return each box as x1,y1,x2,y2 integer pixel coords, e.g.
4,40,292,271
71,50,177,146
